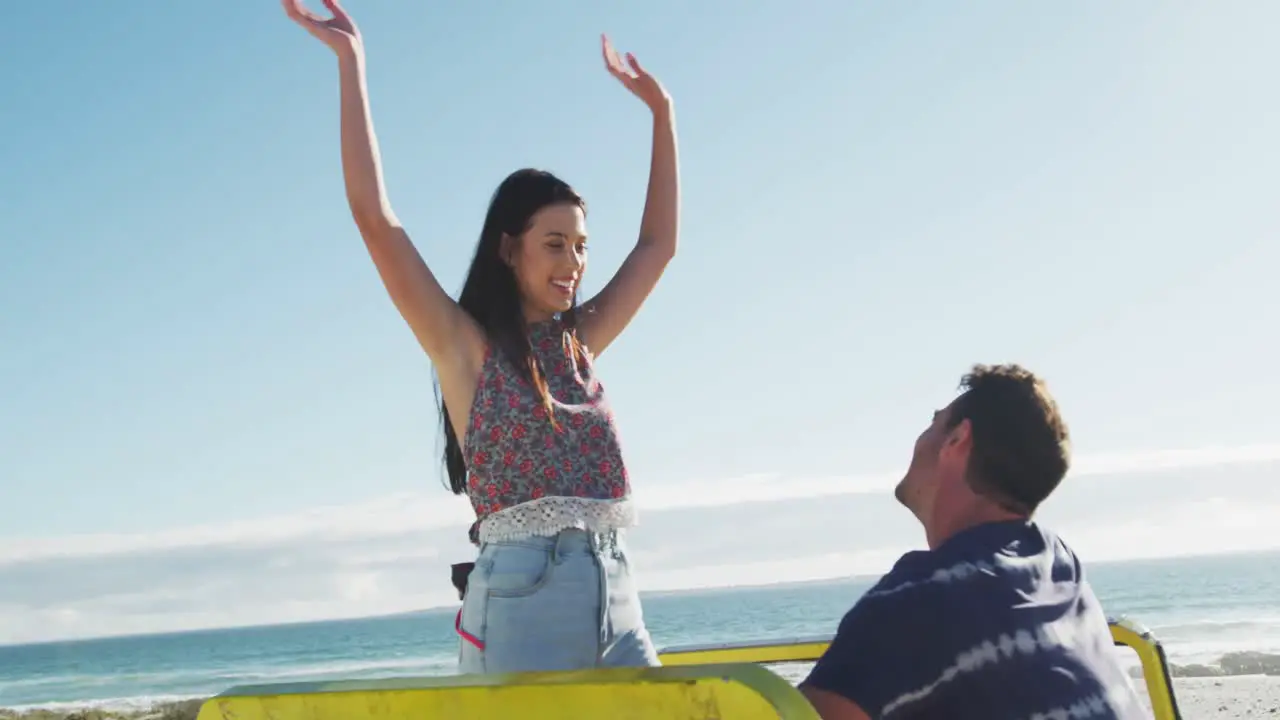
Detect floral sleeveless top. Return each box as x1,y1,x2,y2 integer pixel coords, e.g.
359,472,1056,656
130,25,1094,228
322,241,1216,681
463,318,635,544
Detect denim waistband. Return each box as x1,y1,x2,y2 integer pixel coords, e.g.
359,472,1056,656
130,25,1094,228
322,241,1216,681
481,527,622,557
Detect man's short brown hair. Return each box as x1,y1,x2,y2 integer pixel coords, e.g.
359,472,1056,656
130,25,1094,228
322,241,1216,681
944,364,1071,514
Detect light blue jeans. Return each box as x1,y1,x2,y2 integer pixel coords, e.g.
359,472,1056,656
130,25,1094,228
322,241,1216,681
456,529,660,673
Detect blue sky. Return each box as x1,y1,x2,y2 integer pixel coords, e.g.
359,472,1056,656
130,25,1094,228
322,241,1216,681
1,1,1278,642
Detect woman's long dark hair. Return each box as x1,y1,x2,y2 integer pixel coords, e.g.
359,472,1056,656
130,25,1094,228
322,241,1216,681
437,169,588,495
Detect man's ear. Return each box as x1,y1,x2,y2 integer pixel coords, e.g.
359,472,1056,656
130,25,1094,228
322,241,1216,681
942,417,972,458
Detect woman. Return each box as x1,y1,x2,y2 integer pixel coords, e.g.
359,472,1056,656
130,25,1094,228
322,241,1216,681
283,0,678,673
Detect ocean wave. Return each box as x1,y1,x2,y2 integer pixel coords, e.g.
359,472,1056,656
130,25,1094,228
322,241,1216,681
1150,617,1280,637
0,656,458,710
0,656,452,712
222,654,456,683
1148,651,1280,679
0,667,207,692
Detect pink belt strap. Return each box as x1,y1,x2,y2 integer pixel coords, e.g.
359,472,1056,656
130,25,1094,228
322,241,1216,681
455,609,485,650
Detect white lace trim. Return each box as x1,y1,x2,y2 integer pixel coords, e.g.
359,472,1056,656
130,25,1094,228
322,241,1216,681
478,496,637,543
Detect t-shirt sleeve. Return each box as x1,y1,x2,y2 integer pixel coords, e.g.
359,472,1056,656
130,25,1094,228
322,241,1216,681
801,592,930,717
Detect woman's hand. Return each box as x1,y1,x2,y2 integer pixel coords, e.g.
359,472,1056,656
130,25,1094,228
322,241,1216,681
282,0,362,55
601,34,672,116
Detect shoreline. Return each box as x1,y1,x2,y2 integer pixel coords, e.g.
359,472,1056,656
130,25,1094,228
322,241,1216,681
0,699,204,720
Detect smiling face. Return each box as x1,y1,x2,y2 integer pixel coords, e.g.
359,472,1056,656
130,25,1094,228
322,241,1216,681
503,202,589,322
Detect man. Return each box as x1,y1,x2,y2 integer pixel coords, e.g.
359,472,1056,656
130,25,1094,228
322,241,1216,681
800,364,1145,720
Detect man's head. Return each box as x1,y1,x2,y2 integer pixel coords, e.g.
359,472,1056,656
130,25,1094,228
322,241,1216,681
894,364,1071,546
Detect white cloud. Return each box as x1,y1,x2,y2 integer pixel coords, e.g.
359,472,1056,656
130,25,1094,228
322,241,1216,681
8,442,1276,565
0,445,1276,644
0,493,472,564
634,442,1280,510
630,472,898,510
641,549,910,592
1070,443,1280,476
1058,497,1280,562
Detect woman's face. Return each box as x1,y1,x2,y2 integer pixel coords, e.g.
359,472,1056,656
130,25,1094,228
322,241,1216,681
506,202,589,322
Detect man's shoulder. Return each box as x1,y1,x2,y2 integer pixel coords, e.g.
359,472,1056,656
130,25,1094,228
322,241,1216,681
805,523,1140,718
839,522,1091,661
825,546,993,657
857,526,1039,607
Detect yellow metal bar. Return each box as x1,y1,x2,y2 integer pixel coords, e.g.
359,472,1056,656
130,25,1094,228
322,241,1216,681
659,635,832,666
196,663,821,720
194,617,1181,719
1108,617,1182,720
657,618,1182,720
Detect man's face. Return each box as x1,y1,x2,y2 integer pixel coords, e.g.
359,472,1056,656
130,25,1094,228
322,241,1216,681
894,400,971,524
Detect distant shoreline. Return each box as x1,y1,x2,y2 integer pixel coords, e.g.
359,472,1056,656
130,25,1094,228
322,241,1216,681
0,698,205,720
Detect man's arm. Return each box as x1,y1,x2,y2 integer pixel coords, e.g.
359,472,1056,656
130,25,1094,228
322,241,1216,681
801,686,873,720
799,590,933,720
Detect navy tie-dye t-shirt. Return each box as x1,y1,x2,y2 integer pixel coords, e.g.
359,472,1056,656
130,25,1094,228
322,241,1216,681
802,521,1147,719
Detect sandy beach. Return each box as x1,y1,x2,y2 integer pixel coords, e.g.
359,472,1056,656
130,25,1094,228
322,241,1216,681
1165,676,1280,719
0,699,202,720
0,676,1276,719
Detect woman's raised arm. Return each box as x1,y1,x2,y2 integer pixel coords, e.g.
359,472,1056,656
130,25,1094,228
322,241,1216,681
577,35,680,357
283,0,482,368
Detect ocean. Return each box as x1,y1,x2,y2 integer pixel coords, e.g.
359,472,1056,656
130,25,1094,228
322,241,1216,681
1,550,1277,713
